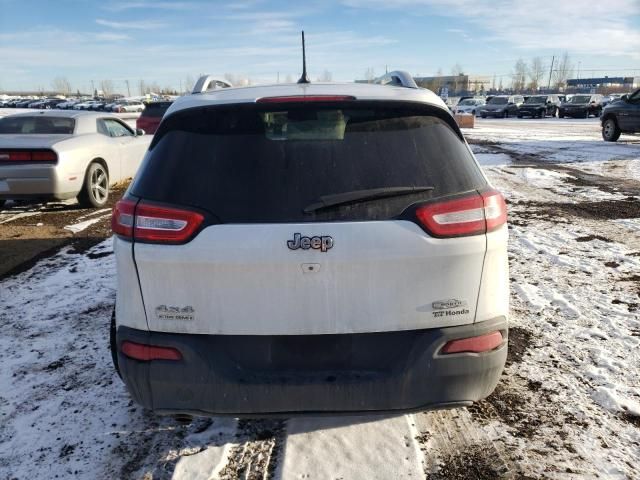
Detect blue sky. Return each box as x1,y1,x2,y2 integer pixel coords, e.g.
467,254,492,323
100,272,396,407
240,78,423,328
0,0,639,94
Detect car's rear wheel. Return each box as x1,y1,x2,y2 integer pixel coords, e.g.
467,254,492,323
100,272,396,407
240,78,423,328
110,309,121,378
78,162,109,208
602,118,621,142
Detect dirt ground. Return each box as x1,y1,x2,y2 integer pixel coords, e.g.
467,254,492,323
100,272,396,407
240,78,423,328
0,182,128,278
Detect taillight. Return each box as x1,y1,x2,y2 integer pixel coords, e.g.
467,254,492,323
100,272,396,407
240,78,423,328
256,95,356,103
112,199,204,244
415,189,507,238
0,149,57,163
112,198,136,238
121,341,182,361
441,331,504,354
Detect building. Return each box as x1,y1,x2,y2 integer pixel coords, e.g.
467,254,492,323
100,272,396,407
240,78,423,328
566,76,639,92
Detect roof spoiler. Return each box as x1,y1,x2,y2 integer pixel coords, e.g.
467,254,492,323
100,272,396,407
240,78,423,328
192,75,233,94
373,71,418,89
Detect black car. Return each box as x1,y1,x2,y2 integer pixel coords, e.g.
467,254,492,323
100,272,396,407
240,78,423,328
479,95,524,118
517,94,562,118
601,88,640,142
559,94,603,118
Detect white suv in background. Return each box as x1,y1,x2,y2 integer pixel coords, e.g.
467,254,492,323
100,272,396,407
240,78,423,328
111,74,509,417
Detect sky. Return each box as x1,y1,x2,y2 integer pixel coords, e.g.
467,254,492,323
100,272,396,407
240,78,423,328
0,0,639,94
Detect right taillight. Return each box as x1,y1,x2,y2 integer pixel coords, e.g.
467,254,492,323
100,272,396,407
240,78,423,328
415,189,507,238
112,199,204,244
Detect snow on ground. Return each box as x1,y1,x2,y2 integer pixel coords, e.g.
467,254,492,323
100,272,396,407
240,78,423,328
0,118,638,479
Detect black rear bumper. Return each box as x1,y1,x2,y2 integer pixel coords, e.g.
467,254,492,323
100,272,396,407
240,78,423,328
116,317,507,416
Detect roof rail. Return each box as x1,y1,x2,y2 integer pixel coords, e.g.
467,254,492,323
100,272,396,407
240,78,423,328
192,75,233,94
373,71,418,89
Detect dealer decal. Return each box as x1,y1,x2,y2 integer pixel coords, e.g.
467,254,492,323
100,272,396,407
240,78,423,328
431,299,470,318
155,305,195,321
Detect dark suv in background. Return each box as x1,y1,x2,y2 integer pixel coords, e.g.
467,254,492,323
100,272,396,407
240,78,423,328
479,95,524,118
517,94,561,118
601,88,640,141
559,94,603,118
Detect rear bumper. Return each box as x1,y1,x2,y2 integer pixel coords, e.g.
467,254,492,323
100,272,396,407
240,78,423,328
116,316,508,416
0,164,76,200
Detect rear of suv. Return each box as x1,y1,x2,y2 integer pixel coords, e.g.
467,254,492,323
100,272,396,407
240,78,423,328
136,101,173,134
111,80,509,416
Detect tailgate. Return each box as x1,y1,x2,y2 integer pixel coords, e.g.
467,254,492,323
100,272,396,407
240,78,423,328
134,221,485,335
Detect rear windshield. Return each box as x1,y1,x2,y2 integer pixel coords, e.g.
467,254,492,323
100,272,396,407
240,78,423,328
0,116,75,134
488,97,508,105
140,102,172,117
132,102,486,223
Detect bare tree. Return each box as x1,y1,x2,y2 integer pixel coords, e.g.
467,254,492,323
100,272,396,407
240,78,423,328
364,67,375,82
527,57,546,92
184,75,195,93
552,52,574,90
138,80,147,96
52,77,72,95
99,79,114,97
318,69,332,82
511,58,527,92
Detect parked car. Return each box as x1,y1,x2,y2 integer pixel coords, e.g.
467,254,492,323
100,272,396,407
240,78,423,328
479,95,524,118
558,94,603,118
453,97,485,116
136,101,172,134
15,98,38,108
601,93,626,107
73,101,96,110
111,76,509,417
601,88,640,141
115,100,145,113
0,111,150,208
517,94,562,118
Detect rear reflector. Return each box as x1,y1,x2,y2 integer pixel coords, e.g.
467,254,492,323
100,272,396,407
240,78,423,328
256,95,356,103
0,149,57,163
441,331,504,354
415,189,507,238
112,199,204,244
121,341,182,361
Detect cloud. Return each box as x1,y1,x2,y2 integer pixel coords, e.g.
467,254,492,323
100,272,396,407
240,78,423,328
95,32,131,41
104,1,196,11
342,0,640,58
95,18,168,30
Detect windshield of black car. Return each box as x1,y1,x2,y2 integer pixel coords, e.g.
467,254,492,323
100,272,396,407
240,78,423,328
0,116,75,134
569,96,591,104
134,103,486,223
525,96,546,104
488,97,508,105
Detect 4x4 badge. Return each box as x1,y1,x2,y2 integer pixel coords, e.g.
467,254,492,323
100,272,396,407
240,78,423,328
287,233,333,252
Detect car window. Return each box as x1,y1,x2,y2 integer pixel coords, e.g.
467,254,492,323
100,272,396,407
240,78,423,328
103,119,133,137
0,116,75,134
132,103,487,223
628,89,640,103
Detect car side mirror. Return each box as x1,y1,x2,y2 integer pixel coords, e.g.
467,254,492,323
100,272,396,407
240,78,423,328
135,128,145,136
621,94,629,102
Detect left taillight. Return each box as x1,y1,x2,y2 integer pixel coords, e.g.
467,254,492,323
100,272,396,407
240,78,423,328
415,189,507,238
112,199,204,244
0,149,57,163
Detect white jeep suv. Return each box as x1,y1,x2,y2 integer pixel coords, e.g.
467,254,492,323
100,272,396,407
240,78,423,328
111,76,509,416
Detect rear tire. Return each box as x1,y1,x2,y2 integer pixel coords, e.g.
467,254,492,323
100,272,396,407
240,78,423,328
110,309,121,379
77,162,109,208
602,118,621,142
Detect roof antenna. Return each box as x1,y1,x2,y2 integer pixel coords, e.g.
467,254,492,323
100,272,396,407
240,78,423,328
297,31,310,84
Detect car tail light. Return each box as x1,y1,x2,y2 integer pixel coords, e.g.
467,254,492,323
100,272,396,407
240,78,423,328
0,149,57,163
441,331,504,354
121,341,182,361
256,95,356,103
415,189,507,238
112,199,204,243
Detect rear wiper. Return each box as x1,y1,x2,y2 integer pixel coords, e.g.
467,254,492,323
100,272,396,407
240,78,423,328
303,186,434,214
